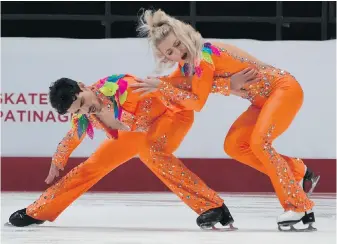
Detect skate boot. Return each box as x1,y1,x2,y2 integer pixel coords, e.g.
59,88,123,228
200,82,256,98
277,209,316,232
196,204,237,231
300,167,320,196
7,208,45,227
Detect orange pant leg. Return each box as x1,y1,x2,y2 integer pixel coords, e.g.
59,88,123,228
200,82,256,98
139,110,224,215
231,77,313,212
26,131,145,221
224,105,306,182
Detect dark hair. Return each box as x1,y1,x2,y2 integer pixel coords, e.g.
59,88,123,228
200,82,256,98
49,78,82,115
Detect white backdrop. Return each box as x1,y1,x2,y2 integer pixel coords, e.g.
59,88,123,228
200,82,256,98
1,38,336,159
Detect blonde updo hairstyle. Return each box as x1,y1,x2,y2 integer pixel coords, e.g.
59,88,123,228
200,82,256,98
137,9,204,74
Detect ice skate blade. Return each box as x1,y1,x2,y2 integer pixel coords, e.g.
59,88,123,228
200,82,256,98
277,220,301,227
201,224,238,231
4,222,12,227
278,224,317,232
4,222,40,227
307,175,320,197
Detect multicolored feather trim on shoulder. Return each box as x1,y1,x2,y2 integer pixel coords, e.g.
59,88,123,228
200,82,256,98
180,42,221,77
71,74,128,140
97,74,128,120
202,42,221,65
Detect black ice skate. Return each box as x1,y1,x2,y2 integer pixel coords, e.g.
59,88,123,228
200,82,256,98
6,208,45,227
302,168,320,196
277,210,316,232
196,204,237,231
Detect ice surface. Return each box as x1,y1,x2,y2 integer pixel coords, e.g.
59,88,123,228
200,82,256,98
1,193,336,244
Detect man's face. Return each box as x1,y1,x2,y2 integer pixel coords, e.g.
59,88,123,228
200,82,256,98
67,83,102,114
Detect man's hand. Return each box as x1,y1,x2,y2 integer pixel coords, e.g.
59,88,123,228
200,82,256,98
45,163,63,184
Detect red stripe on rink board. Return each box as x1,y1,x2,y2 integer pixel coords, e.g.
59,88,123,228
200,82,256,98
1,157,336,192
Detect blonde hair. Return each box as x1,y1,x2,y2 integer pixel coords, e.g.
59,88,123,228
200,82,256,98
137,9,204,74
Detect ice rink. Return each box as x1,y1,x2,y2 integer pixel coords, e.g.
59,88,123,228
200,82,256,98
1,193,336,244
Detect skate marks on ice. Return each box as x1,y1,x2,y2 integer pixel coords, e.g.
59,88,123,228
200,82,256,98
1,193,336,244
3,223,327,244
4,222,331,234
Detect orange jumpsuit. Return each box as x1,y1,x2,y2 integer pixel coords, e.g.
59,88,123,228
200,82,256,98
26,74,224,222
156,42,314,212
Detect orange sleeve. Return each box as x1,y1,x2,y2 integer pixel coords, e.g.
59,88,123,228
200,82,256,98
51,123,86,170
152,67,185,112
212,76,231,96
219,43,264,66
157,61,215,112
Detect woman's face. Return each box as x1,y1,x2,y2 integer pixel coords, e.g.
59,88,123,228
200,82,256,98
157,32,189,63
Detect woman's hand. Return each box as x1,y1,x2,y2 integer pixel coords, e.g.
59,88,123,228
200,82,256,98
230,67,260,92
129,76,161,97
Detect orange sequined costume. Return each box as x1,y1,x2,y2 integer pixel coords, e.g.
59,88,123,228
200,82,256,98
26,74,224,222
155,42,314,212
